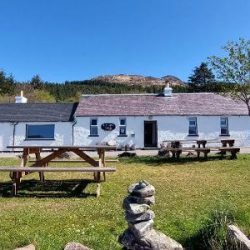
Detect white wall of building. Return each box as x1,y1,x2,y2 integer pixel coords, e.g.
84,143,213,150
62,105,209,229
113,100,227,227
0,122,73,151
74,115,250,148
1,116,249,151
0,123,14,151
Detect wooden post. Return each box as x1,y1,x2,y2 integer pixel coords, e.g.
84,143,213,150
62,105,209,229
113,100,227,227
96,183,101,197
35,151,45,182
20,148,29,167
98,149,106,181
197,151,200,159
11,172,21,196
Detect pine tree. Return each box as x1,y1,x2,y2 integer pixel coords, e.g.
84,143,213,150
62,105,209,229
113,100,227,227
188,62,215,91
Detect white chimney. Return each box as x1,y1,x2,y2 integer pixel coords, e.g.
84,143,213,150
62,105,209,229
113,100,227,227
164,83,173,97
15,91,28,103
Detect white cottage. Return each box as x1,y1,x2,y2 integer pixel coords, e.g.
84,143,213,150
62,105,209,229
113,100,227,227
0,99,77,151
74,87,250,148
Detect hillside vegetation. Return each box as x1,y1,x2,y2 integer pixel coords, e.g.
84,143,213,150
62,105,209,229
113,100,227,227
0,71,234,103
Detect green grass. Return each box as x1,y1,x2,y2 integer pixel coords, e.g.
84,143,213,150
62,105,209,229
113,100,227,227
0,155,249,249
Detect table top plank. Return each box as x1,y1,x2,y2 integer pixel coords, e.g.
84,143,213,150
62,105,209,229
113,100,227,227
0,167,116,172
7,145,117,150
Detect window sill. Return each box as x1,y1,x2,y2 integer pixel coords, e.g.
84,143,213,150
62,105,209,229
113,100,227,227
25,138,55,141
187,134,199,137
88,135,99,137
220,134,230,137
118,135,128,137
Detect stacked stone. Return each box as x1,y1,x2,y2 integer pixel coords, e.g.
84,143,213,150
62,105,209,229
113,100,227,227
119,180,183,250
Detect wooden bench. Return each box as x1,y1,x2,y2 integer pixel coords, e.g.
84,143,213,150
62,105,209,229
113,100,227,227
219,147,240,159
165,147,211,159
28,159,119,163
194,148,211,159
0,167,116,197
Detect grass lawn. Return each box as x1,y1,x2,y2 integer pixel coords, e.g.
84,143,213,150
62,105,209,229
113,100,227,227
0,154,249,249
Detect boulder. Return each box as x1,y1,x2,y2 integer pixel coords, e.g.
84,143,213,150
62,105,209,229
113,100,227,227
125,210,155,223
128,181,155,198
119,228,184,250
64,242,92,250
123,202,150,215
124,195,155,206
15,244,36,250
227,225,250,250
129,220,154,238
138,229,184,250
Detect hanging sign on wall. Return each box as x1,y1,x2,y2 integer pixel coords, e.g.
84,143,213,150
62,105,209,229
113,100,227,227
101,123,116,131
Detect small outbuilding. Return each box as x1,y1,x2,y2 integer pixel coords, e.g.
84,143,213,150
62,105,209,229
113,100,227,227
0,102,78,151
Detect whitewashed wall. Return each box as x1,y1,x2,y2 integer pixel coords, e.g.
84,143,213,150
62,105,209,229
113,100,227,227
74,116,250,148
0,123,14,151
0,122,73,151
1,116,250,151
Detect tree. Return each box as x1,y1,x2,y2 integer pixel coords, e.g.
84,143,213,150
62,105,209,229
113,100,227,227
27,89,56,103
188,62,215,91
30,74,44,89
0,70,15,95
208,38,250,114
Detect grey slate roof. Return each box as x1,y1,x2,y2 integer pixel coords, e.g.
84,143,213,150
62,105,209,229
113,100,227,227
0,103,78,122
76,93,248,116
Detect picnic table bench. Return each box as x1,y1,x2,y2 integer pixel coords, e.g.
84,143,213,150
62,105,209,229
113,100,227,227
3,145,117,197
0,166,116,196
218,147,240,159
162,139,240,159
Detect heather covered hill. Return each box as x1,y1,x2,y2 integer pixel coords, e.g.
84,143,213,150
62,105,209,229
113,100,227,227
91,74,184,87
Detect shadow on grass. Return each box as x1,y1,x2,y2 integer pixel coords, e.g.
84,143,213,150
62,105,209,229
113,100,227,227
0,179,97,198
118,154,235,166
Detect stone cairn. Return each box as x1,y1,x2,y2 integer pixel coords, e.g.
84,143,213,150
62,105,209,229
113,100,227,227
119,180,183,250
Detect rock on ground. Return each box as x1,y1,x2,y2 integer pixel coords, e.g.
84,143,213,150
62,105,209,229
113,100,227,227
125,210,155,223
124,195,155,206
14,244,36,250
64,242,92,250
119,228,183,250
227,225,250,250
128,181,155,198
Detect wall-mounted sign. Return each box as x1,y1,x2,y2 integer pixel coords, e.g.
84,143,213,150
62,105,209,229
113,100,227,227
101,123,116,131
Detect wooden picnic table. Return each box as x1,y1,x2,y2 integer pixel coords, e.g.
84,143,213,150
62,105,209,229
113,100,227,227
3,145,117,196
221,139,235,147
162,139,239,159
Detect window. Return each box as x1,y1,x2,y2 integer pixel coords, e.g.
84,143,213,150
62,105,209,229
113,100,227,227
220,117,229,136
90,118,98,136
26,124,55,139
119,118,127,136
188,117,198,136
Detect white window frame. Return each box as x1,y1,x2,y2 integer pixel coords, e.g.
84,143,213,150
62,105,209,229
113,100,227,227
220,117,229,136
90,118,98,136
119,118,127,136
188,117,198,136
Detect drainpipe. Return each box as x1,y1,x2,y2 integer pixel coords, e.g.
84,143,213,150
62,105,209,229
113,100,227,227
11,122,18,151
72,118,77,146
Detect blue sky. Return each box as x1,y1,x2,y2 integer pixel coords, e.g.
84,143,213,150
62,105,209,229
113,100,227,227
0,0,249,83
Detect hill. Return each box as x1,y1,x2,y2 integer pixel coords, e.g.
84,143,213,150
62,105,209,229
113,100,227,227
91,74,185,86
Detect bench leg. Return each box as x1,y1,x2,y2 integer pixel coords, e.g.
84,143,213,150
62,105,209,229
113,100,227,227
231,152,237,160
96,183,101,197
204,152,208,159
197,152,200,159
39,172,45,182
11,172,21,196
